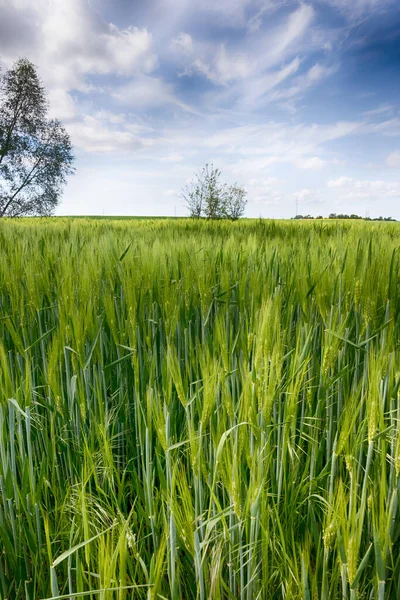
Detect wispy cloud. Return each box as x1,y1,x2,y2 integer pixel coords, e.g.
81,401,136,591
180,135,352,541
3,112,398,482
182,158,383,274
178,3,318,108
362,105,395,118
111,76,201,114
320,0,396,21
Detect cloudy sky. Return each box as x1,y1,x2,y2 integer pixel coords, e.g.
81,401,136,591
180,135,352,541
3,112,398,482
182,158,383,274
1,0,400,218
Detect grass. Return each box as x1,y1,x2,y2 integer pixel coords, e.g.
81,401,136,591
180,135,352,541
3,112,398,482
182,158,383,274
0,217,400,599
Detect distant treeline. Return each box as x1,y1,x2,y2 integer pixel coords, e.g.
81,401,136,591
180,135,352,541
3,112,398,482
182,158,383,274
293,214,396,221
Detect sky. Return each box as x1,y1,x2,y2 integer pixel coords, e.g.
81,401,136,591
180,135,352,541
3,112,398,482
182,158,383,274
1,0,400,218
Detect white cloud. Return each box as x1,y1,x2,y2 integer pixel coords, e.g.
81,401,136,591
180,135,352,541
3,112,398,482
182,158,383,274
0,0,158,88
213,45,253,84
161,153,184,163
0,0,159,132
47,89,78,121
112,77,173,107
387,151,400,168
0,0,164,159
265,3,314,66
294,188,322,204
170,32,193,55
201,120,359,166
327,177,400,200
246,1,283,32
182,47,254,85
242,57,301,104
328,176,353,188
164,189,178,197
243,180,322,210
306,63,338,83
294,156,326,169
93,111,126,125
246,175,285,205
39,1,157,84
362,119,400,137
249,177,282,186
112,76,200,115
266,62,338,107
65,113,159,154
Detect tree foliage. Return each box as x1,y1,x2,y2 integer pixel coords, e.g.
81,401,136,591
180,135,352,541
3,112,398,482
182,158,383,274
224,184,247,220
0,58,74,217
293,214,396,221
183,163,247,220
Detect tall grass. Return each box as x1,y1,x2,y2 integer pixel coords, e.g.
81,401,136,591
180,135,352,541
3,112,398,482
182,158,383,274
0,217,400,599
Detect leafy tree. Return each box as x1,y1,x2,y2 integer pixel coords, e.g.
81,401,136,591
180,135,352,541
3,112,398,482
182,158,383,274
0,58,74,217
182,165,207,218
184,163,247,220
201,163,223,220
222,184,247,221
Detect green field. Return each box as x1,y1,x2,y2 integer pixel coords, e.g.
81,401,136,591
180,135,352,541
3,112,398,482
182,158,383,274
1,218,400,599
61,216,181,220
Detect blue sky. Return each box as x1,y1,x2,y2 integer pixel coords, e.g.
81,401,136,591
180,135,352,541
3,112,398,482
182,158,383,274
1,0,400,218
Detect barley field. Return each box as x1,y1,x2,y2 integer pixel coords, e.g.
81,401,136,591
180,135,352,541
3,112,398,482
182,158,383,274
1,218,400,600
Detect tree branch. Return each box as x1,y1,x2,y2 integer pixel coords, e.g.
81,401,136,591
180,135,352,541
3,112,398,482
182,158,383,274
0,124,56,217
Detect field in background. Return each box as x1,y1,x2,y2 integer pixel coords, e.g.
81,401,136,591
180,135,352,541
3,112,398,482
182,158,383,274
1,217,400,599
62,215,180,220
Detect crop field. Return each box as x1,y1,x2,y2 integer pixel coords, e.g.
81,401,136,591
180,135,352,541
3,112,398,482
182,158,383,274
1,218,400,600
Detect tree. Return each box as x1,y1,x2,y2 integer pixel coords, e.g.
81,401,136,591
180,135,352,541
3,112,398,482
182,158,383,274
182,166,206,219
183,163,247,220
223,184,247,220
0,58,74,217
202,164,223,220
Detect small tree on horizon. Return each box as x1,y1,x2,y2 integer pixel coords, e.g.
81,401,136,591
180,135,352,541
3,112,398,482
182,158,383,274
0,58,74,217
183,163,247,220
202,164,223,220
182,165,208,218
223,183,247,220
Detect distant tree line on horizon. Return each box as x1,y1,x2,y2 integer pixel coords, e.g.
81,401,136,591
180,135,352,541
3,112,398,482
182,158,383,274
293,213,396,221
